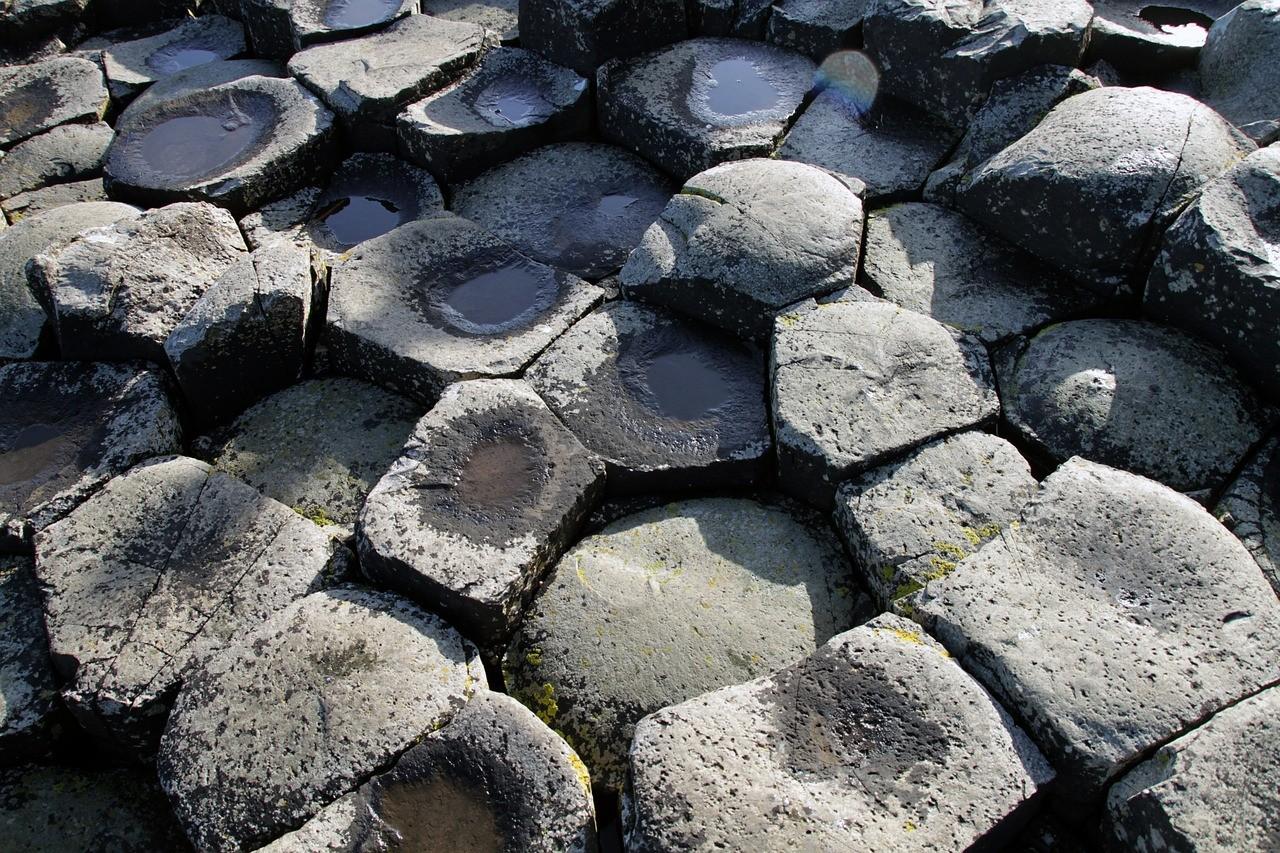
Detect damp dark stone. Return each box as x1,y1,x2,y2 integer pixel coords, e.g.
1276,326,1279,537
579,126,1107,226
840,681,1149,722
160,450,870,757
146,45,223,75
322,0,400,29
1,392,110,521
367,776,504,853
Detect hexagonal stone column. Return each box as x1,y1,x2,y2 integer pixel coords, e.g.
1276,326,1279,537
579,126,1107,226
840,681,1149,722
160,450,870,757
504,496,855,790
0,556,58,762
908,458,1280,810
157,587,484,851
771,299,998,508
35,455,351,753
526,302,770,493
261,691,596,852
996,319,1273,497
0,58,108,148
1,361,181,551
626,614,1054,850
519,0,687,76
1104,685,1280,852
359,379,605,649
0,122,113,204
326,212,603,404
620,158,863,340
597,38,815,179
239,0,415,58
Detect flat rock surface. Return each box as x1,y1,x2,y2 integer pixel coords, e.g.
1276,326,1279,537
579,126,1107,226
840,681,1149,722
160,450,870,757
36,455,349,752
0,57,108,148
451,142,673,280
421,0,518,41
997,319,1272,494
525,301,770,493
504,496,855,790
33,201,247,362
1144,144,1280,400
0,121,113,202
771,298,999,507
909,458,1280,808
261,691,596,853
834,432,1036,609
1,178,110,220
1,361,181,550
210,377,422,532
0,556,58,760
1216,436,1280,598
861,203,1103,344
597,37,816,180
1199,0,1280,144
358,379,604,648
239,0,416,58
101,15,245,103
620,158,863,340
157,586,483,852
326,211,603,404
626,613,1054,851
1105,685,1280,852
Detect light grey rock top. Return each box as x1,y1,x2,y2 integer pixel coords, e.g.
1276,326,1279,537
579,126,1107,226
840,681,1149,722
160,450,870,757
1199,0,1280,144
0,121,113,201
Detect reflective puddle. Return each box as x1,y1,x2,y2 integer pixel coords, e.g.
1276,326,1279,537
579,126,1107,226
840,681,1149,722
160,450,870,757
643,351,732,420
0,423,72,487
442,260,550,332
703,58,780,118
134,109,264,182
474,78,553,127
323,0,400,28
314,195,404,248
456,436,540,510
146,45,222,75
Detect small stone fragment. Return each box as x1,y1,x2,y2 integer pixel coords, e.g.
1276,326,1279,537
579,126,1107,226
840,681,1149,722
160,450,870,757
0,58,108,148
101,15,246,104
519,0,687,76
0,556,58,761
0,122,113,202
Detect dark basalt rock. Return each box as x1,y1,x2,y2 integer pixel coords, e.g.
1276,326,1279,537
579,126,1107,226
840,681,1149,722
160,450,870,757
766,0,871,58
326,211,602,404
525,301,770,494
1216,436,1280,598
422,0,519,42
359,378,605,649
1199,0,1280,145
101,15,246,104
0,0,86,41
0,58,108,149
0,361,181,552
519,0,687,77
0,556,59,761
687,0,771,37
596,38,816,180
104,75,338,214
397,46,590,186
0,122,113,203
1089,0,1235,75
451,142,674,280
239,0,416,59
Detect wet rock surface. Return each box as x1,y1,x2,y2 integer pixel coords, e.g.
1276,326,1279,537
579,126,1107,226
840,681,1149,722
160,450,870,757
526,301,770,493
359,379,604,649
0,57,107,148
158,586,483,851
36,455,350,752
772,298,999,508
626,613,1053,851
505,496,854,790
452,141,673,279
327,211,602,404
1,361,181,551
620,158,863,340
597,37,816,180
101,15,245,103
0,556,58,760
997,319,1273,495
262,690,596,853
909,458,1280,808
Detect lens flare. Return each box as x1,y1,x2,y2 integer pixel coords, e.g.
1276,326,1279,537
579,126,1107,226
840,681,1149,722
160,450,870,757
815,50,880,117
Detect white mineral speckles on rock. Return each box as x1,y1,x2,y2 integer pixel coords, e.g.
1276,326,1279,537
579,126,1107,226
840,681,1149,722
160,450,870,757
1215,436,1280,597
0,556,58,761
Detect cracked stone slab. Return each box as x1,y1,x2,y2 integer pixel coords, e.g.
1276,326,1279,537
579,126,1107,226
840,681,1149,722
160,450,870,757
0,57,108,148
834,432,1036,610
956,86,1254,294
1199,1,1280,145
626,613,1053,851
120,57,287,119
1215,436,1280,598
620,158,863,340
525,301,770,494
2,177,109,220
288,15,493,151
1090,0,1235,76
1144,145,1280,400
771,299,999,509
0,556,58,761
924,64,1100,205
104,74,338,214
164,240,313,428
0,200,138,361
0,121,113,202
864,0,1093,129
358,379,605,649
779,91,957,202
0,0,86,41
1,361,181,552
997,319,1273,496
327,211,603,404
597,38,816,180
504,496,855,790
101,15,246,104
158,586,484,852
0,764,189,851
908,457,1280,809
766,0,871,57
240,0,416,59
1105,685,1280,852
397,46,590,186
861,203,1105,344
262,690,596,853
35,455,351,753
210,377,422,534
31,201,248,363
241,151,444,254
423,0,518,41
519,0,686,76
451,142,674,280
